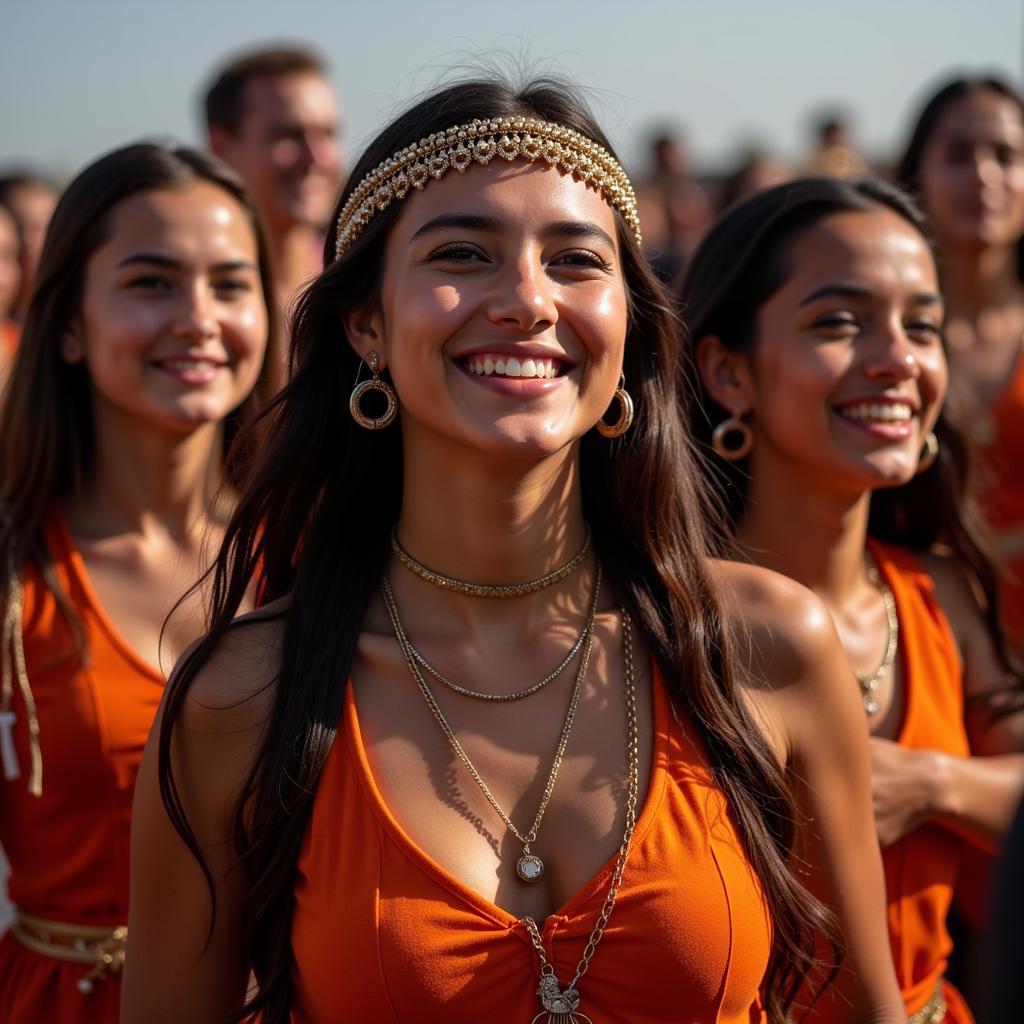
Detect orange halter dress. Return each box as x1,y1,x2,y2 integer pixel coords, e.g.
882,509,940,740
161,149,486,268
974,343,1024,648
0,511,164,1022
803,542,974,1023
291,662,773,1022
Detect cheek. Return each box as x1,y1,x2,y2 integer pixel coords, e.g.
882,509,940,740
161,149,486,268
225,304,269,360
565,284,628,359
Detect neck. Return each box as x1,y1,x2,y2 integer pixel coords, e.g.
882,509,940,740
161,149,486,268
939,241,1022,318
268,221,322,302
69,404,227,541
392,434,591,634
737,449,872,605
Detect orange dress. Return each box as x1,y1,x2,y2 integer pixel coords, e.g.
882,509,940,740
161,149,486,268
0,320,17,358
0,511,164,1022
803,542,974,1023
291,663,773,1022
974,346,1024,648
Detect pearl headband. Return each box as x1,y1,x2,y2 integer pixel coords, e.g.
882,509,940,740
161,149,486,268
334,116,641,260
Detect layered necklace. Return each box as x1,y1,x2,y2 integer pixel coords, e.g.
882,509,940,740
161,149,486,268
384,530,640,1022
856,552,899,717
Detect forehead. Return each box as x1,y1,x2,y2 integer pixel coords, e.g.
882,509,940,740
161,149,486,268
98,182,257,257
241,72,338,127
778,208,937,297
932,90,1024,144
387,160,620,243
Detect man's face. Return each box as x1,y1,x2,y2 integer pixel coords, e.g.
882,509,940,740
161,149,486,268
214,72,343,234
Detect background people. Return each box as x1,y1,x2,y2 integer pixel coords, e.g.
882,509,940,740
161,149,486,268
0,172,58,325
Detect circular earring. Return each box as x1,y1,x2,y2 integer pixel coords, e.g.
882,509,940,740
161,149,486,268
916,431,939,473
349,351,398,430
596,373,634,439
711,413,753,460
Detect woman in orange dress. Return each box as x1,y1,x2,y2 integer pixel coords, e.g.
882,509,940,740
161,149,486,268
0,142,277,1022
125,77,904,1023
897,75,1024,650
679,176,1024,1022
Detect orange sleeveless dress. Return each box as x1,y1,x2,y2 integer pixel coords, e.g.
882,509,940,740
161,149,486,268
291,663,773,1022
803,542,974,1023
974,346,1024,648
0,511,164,1022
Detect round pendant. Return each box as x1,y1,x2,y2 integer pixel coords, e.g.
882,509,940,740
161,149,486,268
864,697,880,716
516,852,545,883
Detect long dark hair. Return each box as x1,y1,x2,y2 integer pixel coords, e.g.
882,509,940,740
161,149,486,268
678,176,1022,706
159,78,839,1022
0,143,280,660
896,73,1024,280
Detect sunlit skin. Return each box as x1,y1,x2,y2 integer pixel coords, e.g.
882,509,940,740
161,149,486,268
62,181,268,669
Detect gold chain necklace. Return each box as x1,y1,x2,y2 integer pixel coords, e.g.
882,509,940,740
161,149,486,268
856,553,899,717
522,610,639,1024
391,526,592,598
401,585,598,702
380,564,600,883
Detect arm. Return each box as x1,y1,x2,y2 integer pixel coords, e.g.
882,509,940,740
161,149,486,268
721,564,904,1024
122,618,280,1023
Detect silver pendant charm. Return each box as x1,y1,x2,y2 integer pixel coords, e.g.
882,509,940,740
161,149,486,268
530,975,593,1022
516,851,545,883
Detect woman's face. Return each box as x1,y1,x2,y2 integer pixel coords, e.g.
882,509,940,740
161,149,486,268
917,88,1024,250
67,181,268,436
741,206,948,492
357,160,630,458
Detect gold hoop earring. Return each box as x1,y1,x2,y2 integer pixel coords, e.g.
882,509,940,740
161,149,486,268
916,431,939,473
349,351,398,430
711,413,753,461
596,373,634,438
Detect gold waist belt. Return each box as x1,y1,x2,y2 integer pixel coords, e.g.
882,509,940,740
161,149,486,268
908,983,946,1024
12,908,127,994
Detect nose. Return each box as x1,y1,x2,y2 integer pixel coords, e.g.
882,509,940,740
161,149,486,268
486,256,558,332
862,319,920,381
172,283,218,343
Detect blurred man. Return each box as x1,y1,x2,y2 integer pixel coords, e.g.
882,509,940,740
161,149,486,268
204,46,343,315
0,172,58,323
805,109,867,177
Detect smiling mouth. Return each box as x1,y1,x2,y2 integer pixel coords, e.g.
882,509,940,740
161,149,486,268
460,355,564,380
835,401,915,424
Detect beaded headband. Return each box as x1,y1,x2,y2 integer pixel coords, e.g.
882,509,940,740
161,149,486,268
334,116,641,260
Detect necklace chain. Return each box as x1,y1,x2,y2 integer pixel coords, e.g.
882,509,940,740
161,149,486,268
380,564,600,858
391,526,592,599
403,594,596,702
522,610,639,1017
856,552,899,717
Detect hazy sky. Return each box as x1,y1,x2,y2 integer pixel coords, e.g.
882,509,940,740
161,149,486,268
2,0,1021,180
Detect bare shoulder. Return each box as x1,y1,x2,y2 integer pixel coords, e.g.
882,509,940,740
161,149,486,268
177,596,288,718
709,558,839,686
707,559,862,762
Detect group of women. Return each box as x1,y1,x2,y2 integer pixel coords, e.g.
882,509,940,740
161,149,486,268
0,67,1021,1024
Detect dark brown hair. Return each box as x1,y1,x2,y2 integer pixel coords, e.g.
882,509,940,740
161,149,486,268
678,175,1022,707
0,142,280,655
160,77,839,1022
896,73,1024,279
204,46,328,135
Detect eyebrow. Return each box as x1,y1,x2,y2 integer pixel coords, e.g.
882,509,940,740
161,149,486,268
797,283,944,307
410,214,616,249
115,253,258,272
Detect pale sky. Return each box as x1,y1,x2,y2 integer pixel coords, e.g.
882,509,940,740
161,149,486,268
2,0,1021,181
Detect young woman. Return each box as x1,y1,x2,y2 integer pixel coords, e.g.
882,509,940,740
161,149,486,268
0,143,277,1021
897,75,1024,649
125,79,904,1023
679,176,1024,1022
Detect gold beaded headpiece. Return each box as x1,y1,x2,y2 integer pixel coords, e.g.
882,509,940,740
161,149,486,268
334,116,641,260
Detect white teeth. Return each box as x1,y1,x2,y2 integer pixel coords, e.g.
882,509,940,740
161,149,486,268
464,355,559,379
839,402,913,422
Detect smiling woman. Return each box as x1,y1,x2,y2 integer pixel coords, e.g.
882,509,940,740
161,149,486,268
679,176,1024,1022
124,79,903,1024
0,143,278,1022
